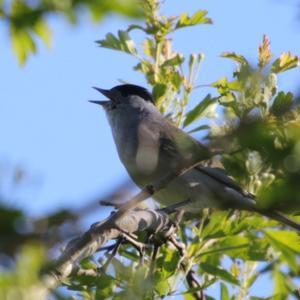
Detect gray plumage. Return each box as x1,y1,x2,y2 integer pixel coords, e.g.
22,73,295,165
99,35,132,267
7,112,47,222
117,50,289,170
90,84,300,231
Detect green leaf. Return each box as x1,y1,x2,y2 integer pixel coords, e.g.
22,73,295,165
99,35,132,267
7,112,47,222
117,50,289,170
118,30,137,54
97,30,137,55
250,297,273,300
143,39,155,58
170,71,182,90
220,283,230,300
9,0,51,55
183,94,216,127
161,54,184,67
32,19,52,48
134,59,152,73
182,287,215,299
227,80,243,92
96,274,116,298
211,77,229,94
216,235,269,261
271,91,293,117
273,269,289,299
193,242,250,263
154,272,171,296
127,24,147,32
198,211,229,240
200,262,239,285
271,52,299,74
159,248,180,277
10,27,36,65
80,258,97,270
88,0,143,21
221,52,249,65
154,248,180,296
218,94,236,106
273,271,300,299
265,230,300,253
111,258,133,281
97,33,121,50
175,10,212,29
187,124,210,134
0,243,45,300
119,249,139,262
152,83,167,102
265,230,300,273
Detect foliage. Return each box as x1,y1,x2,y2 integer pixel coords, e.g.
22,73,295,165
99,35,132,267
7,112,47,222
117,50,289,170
95,1,300,299
97,0,212,126
1,0,143,65
2,0,300,299
0,244,47,300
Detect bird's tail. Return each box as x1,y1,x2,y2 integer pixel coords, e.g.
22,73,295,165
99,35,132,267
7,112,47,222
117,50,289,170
254,208,300,231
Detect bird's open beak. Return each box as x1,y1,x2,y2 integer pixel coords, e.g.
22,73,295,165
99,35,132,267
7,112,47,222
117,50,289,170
94,87,115,99
88,100,109,106
89,87,113,106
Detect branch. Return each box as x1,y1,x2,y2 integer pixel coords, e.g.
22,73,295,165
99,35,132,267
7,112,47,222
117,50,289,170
42,159,207,291
42,209,171,289
168,234,206,300
186,269,205,300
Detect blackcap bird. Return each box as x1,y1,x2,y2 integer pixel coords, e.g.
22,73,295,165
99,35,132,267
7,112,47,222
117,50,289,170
90,84,300,230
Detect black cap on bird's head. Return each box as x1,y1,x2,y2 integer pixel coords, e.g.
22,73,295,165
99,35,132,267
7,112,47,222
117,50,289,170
111,84,154,104
89,84,155,106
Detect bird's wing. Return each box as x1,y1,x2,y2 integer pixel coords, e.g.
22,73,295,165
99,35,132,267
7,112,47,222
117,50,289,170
159,121,211,163
140,116,250,197
196,166,254,198
158,120,251,197
135,117,198,176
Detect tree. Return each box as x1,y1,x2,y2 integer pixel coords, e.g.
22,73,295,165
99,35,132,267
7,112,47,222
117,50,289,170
1,0,300,299
0,0,142,65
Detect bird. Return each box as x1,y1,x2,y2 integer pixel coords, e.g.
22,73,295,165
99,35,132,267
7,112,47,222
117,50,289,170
89,83,300,231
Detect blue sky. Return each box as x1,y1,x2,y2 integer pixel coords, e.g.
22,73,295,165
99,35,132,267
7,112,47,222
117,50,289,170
1,0,300,296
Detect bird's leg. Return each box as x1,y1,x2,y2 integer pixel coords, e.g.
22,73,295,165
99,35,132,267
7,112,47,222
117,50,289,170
117,228,147,264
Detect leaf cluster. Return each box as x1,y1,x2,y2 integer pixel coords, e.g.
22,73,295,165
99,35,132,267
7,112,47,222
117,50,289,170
209,36,300,214
97,0,212,125
1,0,143,64
94,3,300,300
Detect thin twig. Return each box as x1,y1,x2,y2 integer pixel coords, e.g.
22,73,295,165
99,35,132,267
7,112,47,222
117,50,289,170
186,269,205,300
101,238,123,272
96,244,117,253
149,245,160,275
